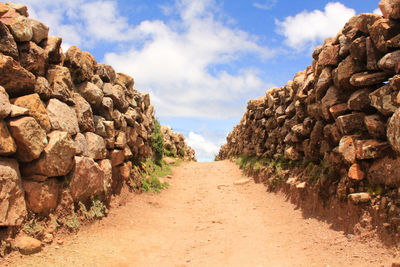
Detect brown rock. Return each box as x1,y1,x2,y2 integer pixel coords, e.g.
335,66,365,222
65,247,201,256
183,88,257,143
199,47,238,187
339,135,360,164
365,114,387,139
116,73,134,92
0,54,35,97
13,236,41,255
21,131,75,177
73,132,89,156
96,63,116,83
388,108,400,152
104,84,128,112
12,93,51,132
368,155,400,186
4,3,27,16
347,89,372,111
369,18,400,54
98,96,113,121
342,16,361,41
18,41,47,76
93,115,106,137
103,121,115,149
43,36,63,64
0,21,18,59
350,36,366,62
0,12,32,42
336,56,364,90
336,113,365,135
284,146,301,161
98,159,112,197
318,45,339,67
27,18,49,44
76,82,103,108
366,37,380,71
46,65,73,102
64,46,97,84
379,0,400,19
370,84,399,116
8,116,47,163
354,13,381,34
321,86,343,120
315,67,332,101
84,132,107,160
124,107,139,126
115,131,127,149
378,50,400,74
349,72,388,87
46,98,79,135
348,163,364,181
9,104,28,117
72,93,94,132
69,156,106,201
329,103,349,119
34,77,52,101
391,75,400,91
0,85,10,119
324,123,342,144
110,149,124,167
0,120,16,155
0,158,26,226
120,162,132,181
355,140,390,159
22,179,60,214
349,192,371,203
91,74,103,89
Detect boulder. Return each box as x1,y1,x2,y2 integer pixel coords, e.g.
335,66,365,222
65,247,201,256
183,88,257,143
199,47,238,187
355,140,390,160
318,45,339,67
9,104,28,117
110,149,124,167
0,21,18,59
34,77,52,101
347,88,372,111
349,72,388,87
315,67,332,101
336,56,364,90
103,120,115,149
387,108,400,152
364,114,387,139
46,65,73,102
0,85,10,119
21,131,75,177
91,74,103,89
64,46,97,84
43,36,63,64
93,115,107,137
12,93,51,132
378,50,400,74
0,11,32,42
72,93,94,132
338,135,360,164
369,84,399,116
27,18,49,44
336,113,366,135
0,120,16,155
13,236,41,255
17,41,47,76
349,36,366,62
22,179,60,214
84,132,107,160
76,82,103,108
120,162,132,181
69,156,105,202
115,131,127,149
98,159,112,197
0,54,35,97
104,84,128,112
354,13,381,34
366,37,380,71
329,103,349,119
321,86,343,120
8,116,47,162
46,98,79,135
368,156,400,186
73,132,89,156
4,3,27,16
0,158,26,226
379,0,400,19
96,63,116,83
116,73,134,92
369,18,400,54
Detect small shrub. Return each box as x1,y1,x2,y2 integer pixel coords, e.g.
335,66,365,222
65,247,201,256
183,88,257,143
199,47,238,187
151,119,164,165
62,205,80,231
78,197,108,220
23,221,44,236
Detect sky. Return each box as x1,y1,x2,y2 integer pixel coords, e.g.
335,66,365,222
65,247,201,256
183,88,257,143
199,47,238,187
20,0,382,161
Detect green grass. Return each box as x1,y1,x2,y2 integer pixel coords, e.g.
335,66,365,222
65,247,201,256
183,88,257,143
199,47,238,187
141,159,173,193
78,197,108,220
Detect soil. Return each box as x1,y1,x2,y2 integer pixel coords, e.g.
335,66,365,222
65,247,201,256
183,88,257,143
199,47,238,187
1,160,399,266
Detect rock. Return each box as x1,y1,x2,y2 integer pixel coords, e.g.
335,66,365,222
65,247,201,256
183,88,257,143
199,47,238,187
46,65,73,102
27,18,49,44
124,107,139,126
64,46,97,84
370,84,399,116
69,156,105,201
0,85,10,119
43,36,63,64
98,159,112,197
104,84,128,112
342,16,361,41
115,131,127,149
12,93,51,132
0,12,32,42
84,132,107,160
339,135,360,164
9,104,28,117
93,115,106,137
22,175,47,182
17,41,47,76
336,56,364,90
124,146,133,160
365,114,387,139
339,35,351,58
163,157,176,165
378,50,400,74
349,193,371,204
366,37,380,71
315,67,332,101
120,162,132,181
116,73,134,92
354,13,381,34
347,89,372,111
368,156,400,186
0,21,18,59
336,113,365,135
0,120,16,155
103,121,115,149
350,37,366,62
91,74,103,89
72,93,94,132
13,236,41,255
349,72,388,87
233,178,251,185
0,54,35,97
8,117,47,162
329,103,349,119
369,18,400,54
0,158,26,226
22,179,60,214
76,82,103,108
284,146,301,160
348,163,364,181
34,77,52,101
4,3,28,16
321,86,343,120
355,140,390,160
21,131,75,177
318,45,339,67
391,75,400,90
379,0,400,19
96,63,116,83
387,108,400,152
98,96,113,121
110,149,124,167
73,132,89,156
46,98,79,135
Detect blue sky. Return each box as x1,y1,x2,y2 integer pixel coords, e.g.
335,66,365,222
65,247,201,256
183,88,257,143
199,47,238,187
21,0,381,161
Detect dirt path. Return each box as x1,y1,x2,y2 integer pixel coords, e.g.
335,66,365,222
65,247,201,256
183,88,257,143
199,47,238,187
2,161,399,266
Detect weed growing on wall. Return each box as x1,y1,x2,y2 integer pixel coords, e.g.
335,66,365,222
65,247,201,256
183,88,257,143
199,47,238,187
151,119,165,165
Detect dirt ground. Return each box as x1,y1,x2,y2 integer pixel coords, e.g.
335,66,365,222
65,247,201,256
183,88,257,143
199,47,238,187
2,160,399,266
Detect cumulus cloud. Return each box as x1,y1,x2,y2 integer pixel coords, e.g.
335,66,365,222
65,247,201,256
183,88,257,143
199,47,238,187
275,2,356,50
374,8,383,15
186,132,221,161
253,0,277,10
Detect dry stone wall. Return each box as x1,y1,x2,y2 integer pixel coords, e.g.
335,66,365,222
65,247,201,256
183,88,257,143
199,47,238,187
0,2,194,228
218,1,400,234
161,126,196,161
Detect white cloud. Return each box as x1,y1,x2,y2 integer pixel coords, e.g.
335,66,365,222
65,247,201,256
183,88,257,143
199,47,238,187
186,132,220,161
275,2,356,50
373,8,382,15
253,0,277,10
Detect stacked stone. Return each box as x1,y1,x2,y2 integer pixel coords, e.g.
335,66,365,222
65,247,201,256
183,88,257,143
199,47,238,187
219,2,400,197
0,3,156,227
160,126,196,161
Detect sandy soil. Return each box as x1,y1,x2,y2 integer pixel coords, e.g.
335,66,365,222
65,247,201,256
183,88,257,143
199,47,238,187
2,160,399,266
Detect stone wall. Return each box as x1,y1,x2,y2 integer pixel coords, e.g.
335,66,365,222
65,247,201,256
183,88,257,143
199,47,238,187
218,1,400,232
0,2,194,228
161,126,196,161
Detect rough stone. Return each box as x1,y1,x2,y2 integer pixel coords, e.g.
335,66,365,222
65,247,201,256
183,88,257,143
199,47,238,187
339,135,360,164
9,104,28,117
355,140,390,160
115,131,127,149
96,63,116,83
22,179,60,214
0,158,26,226
365,114,387,139
0,85,10,119
379,0,400,19
329,103,349,119
348,163,365,181
72,93,94,132
321,86,343,120
336,56,364,90
104,84,128,112
369,18,400,54
8,117,47,162
13,236,41,255
103,121,115,149
349,72,389,87
84,132,107,160
370,84,399,116
336,113,365,135
318,45,339,67
388,108,400,152
69,156,105,202
21,131,75,177
0,21,18,59
347,88,372,111
366,37,380,71
12,93,51,132
315,67,332,101
98,159,112,197
64,46,97,84
0,120,16,155
116,73,134,92
27,18,49,44
350,36,367,62
0,12,32,42
46,65,73,102
120,162,132,181
110,149,124,167
43,36,63,64
46,98,79,135
76,82,103,108
4,3,27,16
34,77,52,101
378,50,400,74
349,193,371,203
368,156,400,186
93,115,107,137
17,41,47,76
73,132,89,156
